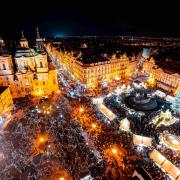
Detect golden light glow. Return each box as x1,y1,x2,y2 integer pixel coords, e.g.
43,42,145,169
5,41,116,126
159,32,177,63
40,137,44,143
33,88,44,97
34,134,48,153
0,87,13,118
112,148,118,154
59,177,65,180
148,73,155,87
103,145,127,168
114,76,120,80
79,107,84,113
91,123,97,128
174,88,180,96
36,134,48,145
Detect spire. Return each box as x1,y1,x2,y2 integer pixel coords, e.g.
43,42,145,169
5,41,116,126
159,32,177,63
0,36,7,54
36,27,44,52
36,27,40,39
21,30,25,39
0,36,4,46
20,31,28,48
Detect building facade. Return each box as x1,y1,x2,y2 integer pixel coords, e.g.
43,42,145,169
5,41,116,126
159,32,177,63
143,58,180,95
0,30,59,98
0,86,13,116
46,43,137,88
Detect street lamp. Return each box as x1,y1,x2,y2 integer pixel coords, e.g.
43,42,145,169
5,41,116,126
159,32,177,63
40,137,44,143
91,123,96,128
59,177,65,180
112,148,118,154
79,107,84,113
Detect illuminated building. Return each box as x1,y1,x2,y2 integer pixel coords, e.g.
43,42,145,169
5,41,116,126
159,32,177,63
0,29,58,98
46,43,137,88
149,149,180,180
143,58,180,95
0,86,13,116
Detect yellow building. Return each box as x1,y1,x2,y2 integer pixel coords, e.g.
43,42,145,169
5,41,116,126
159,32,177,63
46,43,137,88
0,86,13,116
0,30,59,98
143,58,180,95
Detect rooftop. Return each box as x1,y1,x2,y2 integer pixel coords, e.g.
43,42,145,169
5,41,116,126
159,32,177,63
157,61,180,74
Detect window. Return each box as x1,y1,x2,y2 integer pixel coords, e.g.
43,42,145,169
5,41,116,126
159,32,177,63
3,64,6,70
26,80,29,86
40,62,43,68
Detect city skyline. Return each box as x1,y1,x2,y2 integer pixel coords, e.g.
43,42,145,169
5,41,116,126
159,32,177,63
1,1,180,39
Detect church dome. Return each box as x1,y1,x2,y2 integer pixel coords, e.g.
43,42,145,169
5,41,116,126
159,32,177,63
15,48,38,58
0,37,10,56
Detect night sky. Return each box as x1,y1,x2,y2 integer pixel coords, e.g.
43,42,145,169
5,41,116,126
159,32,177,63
1,0,180,39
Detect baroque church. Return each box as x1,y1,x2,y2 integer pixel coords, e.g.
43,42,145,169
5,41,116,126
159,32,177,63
0,28,59,98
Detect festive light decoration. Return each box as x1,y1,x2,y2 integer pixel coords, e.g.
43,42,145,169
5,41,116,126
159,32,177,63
151,110,176,128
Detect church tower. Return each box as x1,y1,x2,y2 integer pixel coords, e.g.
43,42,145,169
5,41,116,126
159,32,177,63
34,28,48,73
0,37,14,76
0,37,5,51
36,27,44,52
20,31,29,48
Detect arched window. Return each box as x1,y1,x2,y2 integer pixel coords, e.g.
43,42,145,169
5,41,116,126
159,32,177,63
3,64,6,70
40,62,43,68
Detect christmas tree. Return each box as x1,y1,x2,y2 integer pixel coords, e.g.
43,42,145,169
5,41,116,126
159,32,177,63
171,92,180,115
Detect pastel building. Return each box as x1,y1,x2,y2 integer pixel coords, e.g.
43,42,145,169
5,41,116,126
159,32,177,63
46,43,137,88
0,86,13,117
0,29,58,98
143,58,180,95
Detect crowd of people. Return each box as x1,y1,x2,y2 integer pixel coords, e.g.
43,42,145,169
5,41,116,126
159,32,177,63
0,93,107,179
98,89,179,179
0,54,179,180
